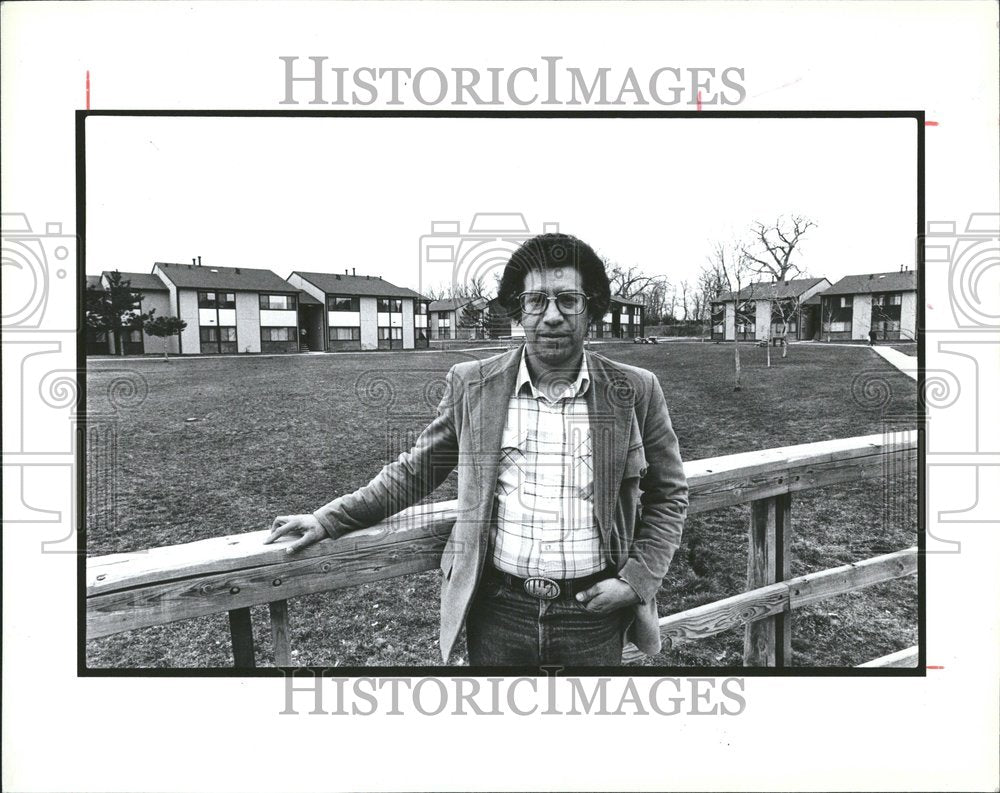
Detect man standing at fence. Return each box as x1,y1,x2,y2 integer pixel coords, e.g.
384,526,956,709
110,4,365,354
265,233,688,666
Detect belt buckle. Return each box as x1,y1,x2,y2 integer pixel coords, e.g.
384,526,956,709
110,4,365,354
523,576,561,600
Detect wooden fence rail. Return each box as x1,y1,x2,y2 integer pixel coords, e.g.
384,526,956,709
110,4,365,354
87,430,918,668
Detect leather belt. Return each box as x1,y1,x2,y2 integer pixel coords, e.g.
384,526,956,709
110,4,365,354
484,565,615,601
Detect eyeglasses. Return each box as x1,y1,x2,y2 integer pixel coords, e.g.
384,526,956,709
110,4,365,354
518,291,589,316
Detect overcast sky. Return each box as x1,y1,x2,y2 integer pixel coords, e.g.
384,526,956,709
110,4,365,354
85,115,917,295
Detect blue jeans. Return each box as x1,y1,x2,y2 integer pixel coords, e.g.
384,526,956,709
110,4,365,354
465,577,630,667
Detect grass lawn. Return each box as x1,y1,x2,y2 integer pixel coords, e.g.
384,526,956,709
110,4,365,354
86,340,918,668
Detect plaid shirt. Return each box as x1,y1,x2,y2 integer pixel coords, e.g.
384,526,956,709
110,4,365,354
489,350,604,579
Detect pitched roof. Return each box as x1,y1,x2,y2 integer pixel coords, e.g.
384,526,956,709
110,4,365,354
154,261,294,292
429,298,470,312
822,270,916,296
85,275,103,290
296,290,322,306
611,294,644,307
291,271,426,299
101,271,168,292
715,277,828,302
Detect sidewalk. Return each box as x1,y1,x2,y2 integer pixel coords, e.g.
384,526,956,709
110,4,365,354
870,345,918,381
86,346,509,364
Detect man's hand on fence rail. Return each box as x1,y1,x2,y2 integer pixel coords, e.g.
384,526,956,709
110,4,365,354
264,514,327,553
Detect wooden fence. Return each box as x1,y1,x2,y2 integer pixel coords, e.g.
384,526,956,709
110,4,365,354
87,430,918,668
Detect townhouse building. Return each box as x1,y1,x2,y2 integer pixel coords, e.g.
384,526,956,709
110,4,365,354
287,270,429,351
152,261,320,355
710,277,831,342
819,269,917,342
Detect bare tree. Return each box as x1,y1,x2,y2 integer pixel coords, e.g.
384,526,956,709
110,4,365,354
689,286,708,338
738,215,816,362
608,263,666,300
642,278,674,325
455,274,494,339
707,241,756,391
770,296,804,359
821,296,834,343
421,282,451,301
679,280,690,322
741,215,816,283
665,283,678,326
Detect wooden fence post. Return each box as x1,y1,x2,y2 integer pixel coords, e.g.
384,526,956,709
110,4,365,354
744,493,792,666
228,607,256,669
269,600,292,666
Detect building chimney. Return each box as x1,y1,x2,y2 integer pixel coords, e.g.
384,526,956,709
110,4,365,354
192,258,196,266
235,268,240,274
345,269,348,275
899,264,904,272
197,256,202,267
352,267,356,276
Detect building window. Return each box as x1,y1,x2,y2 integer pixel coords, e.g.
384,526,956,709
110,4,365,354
260,294,297,311
327,296,360,312
416,301,428,315
327,326,361,351
198,291,235,309
377,326,402,350
873,293,902,307
437,315,451,329
200,325,238,353
261,327,296,341
200,326,236,342
260,326,299,352
839,296,853,309
378,298,402,313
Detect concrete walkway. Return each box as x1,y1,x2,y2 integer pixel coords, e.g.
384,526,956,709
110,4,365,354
870,345,918,380
87,346,509,364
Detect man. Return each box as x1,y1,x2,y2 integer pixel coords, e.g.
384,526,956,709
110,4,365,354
266,234,688,666
869,327,878,346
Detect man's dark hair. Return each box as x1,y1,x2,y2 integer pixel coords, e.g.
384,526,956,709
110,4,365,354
496,233,612,323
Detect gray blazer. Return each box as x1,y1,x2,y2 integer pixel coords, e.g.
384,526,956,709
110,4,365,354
313,346,689,662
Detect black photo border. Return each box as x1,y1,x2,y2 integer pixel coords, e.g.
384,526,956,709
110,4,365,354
76,109,926,678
